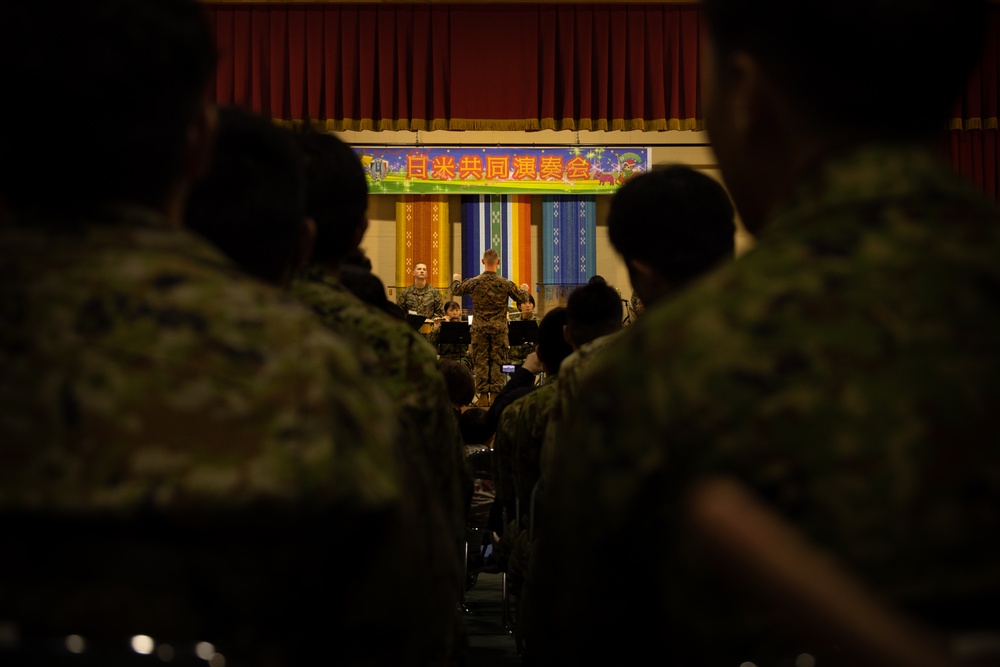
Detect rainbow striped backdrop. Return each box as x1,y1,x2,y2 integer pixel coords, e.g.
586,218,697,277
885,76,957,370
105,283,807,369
459,195,533,309
541,195,597,300
395,195,451,292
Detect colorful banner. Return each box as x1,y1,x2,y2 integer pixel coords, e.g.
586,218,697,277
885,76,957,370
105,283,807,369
541,196,597,300
395,196,451,293
459,195,532,311
357,146,650,195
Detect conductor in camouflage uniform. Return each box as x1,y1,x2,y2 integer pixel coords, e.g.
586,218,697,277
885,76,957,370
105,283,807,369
0,3,437,666
530,1,1000,665
397,261,445,319
451,249,531,406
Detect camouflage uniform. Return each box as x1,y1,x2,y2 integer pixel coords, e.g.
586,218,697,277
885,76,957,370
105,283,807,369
451,272,529,397
627,290,642,324
492,376,559,660
0,209,445,666
507,312,539,367
397,282,445,319
290,264,471,662
495,377,558,526
540,330,621,484
530,145,1000,666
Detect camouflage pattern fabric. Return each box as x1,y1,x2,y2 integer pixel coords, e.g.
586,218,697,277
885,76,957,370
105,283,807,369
397,283,445,319
508,312,539,366
290,265,471,619
494,376,558,536
0,208,446,666
530,144,1000,666
451,272,529,395
492,376,558,661
540,331,621,484
469,330,508,396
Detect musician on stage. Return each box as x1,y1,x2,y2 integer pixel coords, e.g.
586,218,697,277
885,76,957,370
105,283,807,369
451,248,530,407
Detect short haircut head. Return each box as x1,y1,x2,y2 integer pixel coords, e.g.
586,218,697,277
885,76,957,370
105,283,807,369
483,248,500,264
0,0,215,215
566,280,622,348
439,358,475,408
700,0,989,137
536,307,573,375
608,165,735,288
290,126,369,265
184,106,305,286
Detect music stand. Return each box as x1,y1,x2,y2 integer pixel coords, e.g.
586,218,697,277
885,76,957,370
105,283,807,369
507,320,539,347
438,321,471,345
406,313,427,332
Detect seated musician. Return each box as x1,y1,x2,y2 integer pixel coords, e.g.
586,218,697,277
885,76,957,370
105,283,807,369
430,300,471,368
508,295,538,367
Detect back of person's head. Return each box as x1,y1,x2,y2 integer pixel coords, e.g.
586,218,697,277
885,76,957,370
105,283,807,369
342,247,373,272
483,248,500,264
566,280,622,348
0,0,215,216
459,408,492,445
439,359,475,408
536,307,573,375
608,165,735,290
185,106,306,287
340,264,404,320
290,126,369,266
700,0,989,138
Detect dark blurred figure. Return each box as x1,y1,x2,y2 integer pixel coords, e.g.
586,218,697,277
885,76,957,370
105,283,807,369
532,1,1000,665
287,125,470,666
0,3,426,667
608,165,735,309
185,105,308,287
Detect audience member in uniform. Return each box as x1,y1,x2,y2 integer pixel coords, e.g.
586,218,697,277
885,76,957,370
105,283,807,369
451,249,531,407
609,165,735,311
341,248,406,321
0,3,434,665
286,125,471,666
541,166,737,481
439,357,476,415
184,105,309,288
492,306,572,528
530,1,1000,665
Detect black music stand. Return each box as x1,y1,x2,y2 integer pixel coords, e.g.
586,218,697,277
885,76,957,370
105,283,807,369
406,313,427,332
508,320,539,347
438,321,471,345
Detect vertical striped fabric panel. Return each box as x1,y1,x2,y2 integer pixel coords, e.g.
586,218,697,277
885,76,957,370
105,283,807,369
459,195,532,310
395,195,451,291
541,196,597,300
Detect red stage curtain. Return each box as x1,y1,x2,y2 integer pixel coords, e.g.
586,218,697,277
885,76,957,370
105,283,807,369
945,7,1000,202
202,2,703,131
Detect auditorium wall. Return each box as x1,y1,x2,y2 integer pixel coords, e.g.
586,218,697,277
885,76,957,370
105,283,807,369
340,127,754,313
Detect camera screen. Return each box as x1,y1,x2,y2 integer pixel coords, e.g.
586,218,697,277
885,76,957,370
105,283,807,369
502,364,516,373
